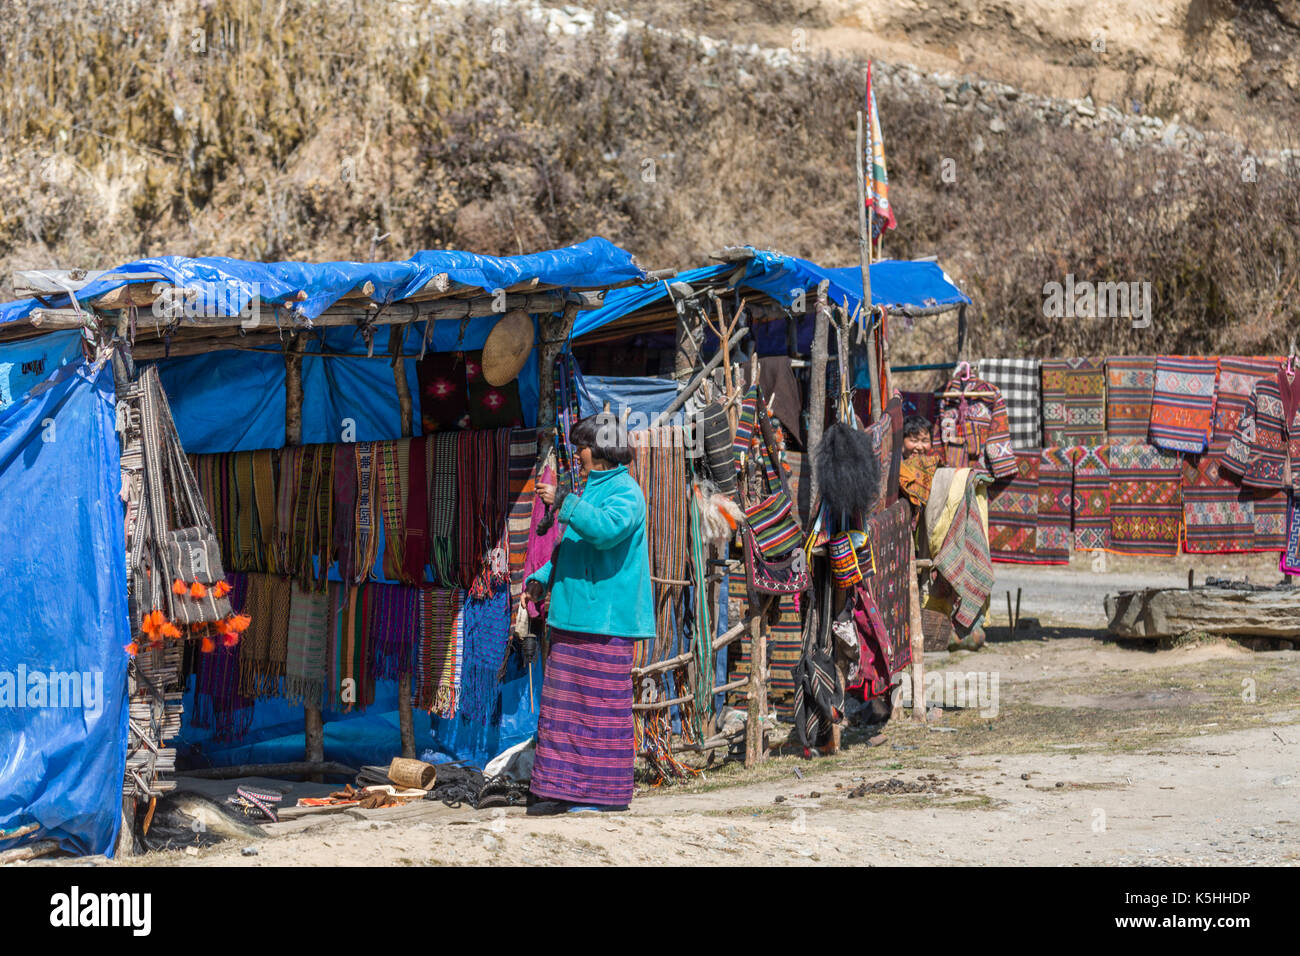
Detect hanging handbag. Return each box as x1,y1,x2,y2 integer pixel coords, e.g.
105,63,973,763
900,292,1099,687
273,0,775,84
743,526,811,596
743,489,802,559
737,384,810,595
828,529,876,588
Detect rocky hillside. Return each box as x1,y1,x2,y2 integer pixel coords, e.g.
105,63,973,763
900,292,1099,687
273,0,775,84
0,0,1297,363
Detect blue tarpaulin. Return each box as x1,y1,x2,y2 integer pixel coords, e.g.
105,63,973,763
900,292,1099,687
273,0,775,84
0,237,645,327
574,251,969,338
0,360,130,858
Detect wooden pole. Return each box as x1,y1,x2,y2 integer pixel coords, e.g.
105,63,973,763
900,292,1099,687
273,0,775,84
744,587,772,769
284,332,326,775
855,110,880,423
908,536,927,722
806,281,831,513
389,328,418,760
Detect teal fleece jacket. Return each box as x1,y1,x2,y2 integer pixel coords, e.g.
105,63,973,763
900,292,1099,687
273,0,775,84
526,464,655,640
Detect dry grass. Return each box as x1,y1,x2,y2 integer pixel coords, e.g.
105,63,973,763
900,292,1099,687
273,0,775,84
1,0,1298,359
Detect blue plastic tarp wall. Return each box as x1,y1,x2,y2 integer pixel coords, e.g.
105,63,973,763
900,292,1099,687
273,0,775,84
0,360,130,857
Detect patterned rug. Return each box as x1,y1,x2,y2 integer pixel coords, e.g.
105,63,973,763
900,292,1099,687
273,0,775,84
1214,357,1281,451
1149,356,1218,453
1105,356,1155,440
1109,442,1183,555
1035,447,1073,564
988,450,1039,563
1182,455,1255,554
726,571,802,719
977,357,1041,450
1284,492,1300,574
1041,358,1106,447
864,498,914,677
1069,443,1110,551
1253,490,1289,551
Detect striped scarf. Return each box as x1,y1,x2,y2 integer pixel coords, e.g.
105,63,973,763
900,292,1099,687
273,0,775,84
252,450,278,574
505,428,538,607
377,440,407,581
333,443,358,581
353,441,379,583
428,431,459,586
415,586,464,717
311,444,335,590
239,572,292,699
328,583,372,711
234,451,256,571
367,582,419,681
275,446,301,573
291,444,319,583
457,429,512,598
284,581,330,707
192,572,254,742
402,436,430,585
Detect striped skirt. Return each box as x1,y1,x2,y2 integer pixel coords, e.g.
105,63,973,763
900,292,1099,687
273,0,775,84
530,629,635,806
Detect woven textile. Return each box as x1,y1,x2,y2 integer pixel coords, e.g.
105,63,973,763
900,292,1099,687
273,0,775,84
367,582,419,681
1104,356,1156,440
977,358,1041,449
530,629,635,806
465,350,524,430
1035,447,1073,564
376,440,407,581
1253,490,1288,551
1284,492,1300,574
883,396,903,508
1222,367,1289,490
505,428,539,608
988,451,1039,563
899,453,941,509
416,350,471,433
1214,357,1280,451
1109,442,1183,555
459,589,512,724
725,572,803,719
284,582,330,707
863,498,913,675
428,431,459,585
630,428,690,659
239,572,292,699
415,587,464,716
192,572,255,742
1070,443,1111,551
402,436,430,585
275,447,300,573
328,583,375,712
900,390,938,423
1041,358,1107,447
353,442,379,583
1149,356,1218,453
332,443,358,582
931,476,994,628
1182,456,1254,554
934,374,1017,479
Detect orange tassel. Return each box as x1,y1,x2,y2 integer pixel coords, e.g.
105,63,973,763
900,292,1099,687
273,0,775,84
229,613,252,633
214,580,232,598
140,617,157,637
149,609,166,628
124,642,139,656
200,637,215,653
190,581,207,598
172,579,187,595
160,622,181,640
222,632,239,648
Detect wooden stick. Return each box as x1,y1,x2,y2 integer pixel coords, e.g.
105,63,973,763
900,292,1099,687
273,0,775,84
908,541,927,722
631,620,747,678
0,839,60,865
632,678,749,712
744,592,773,768
855,110,880,423
389,329,418,760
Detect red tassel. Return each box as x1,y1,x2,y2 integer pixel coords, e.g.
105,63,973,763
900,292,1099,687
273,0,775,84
200,637,215,653
124,642,139,656
190,581,207,599
221,632,239,648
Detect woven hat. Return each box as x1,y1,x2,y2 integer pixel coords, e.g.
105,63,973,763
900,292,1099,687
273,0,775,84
481,310,535,386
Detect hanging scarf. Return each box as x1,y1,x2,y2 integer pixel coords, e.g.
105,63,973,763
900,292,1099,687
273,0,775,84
353,441,379,583
505,428,538,606
291,444,319,582
192,572,254,742
312,443,335,589
333,443,359,582
238,572,292,699
284,581,330,707
275,445,301,573
522,465,563,615
377,440,408,581
367,582,419,681
428,431,459,586
458,588,511,724
234,451,256,571
252,450,278,574
403,436,430,584
329,583,372,711
415,586,464,716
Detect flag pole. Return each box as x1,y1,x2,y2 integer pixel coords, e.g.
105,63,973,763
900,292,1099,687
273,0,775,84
855,108,880,423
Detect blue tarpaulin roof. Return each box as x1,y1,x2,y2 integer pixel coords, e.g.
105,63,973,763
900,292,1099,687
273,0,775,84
0,236,645,326
573,250,970,338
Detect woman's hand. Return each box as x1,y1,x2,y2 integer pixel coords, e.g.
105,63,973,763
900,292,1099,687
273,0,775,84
537,482,556,507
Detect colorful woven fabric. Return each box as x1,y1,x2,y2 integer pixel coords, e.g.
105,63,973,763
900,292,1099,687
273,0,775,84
428,431,459,585
1109,442,1183,555
402,436,430,584
863,498,913,676
239,572,292,699
1182,455,1255,554
376,440,407,581
458,588,512,724
416,350,470,433
988,451,1039,563
1069,443,1110,551
1253,489,1288,551
192,572,255,742
724,573,803,719
934,374,1017,479
1105,355,1155,440
1222,366,1289,490
629,428,690,660
415,587,464,716
353,442,379,583
465,350,524,429
1041,358,1106,447
1214,357,1280,451
899,453,941,509
1034,447,1073,564
977,357,1041,449
1283,492,1300,574
284,582,330,707
333,443,359,582
367,582,419,681
1149,356,1218,453
530,628,635,807
931,474,993,628
505,428,539,608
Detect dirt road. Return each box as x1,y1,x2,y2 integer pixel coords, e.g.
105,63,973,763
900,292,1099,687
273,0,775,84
102,632,1299,867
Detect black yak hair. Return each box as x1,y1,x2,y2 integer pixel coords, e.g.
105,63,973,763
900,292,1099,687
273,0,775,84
814,421,881,515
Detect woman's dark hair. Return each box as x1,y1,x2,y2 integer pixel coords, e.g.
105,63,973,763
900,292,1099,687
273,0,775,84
903,414,932,439
570,412,633,466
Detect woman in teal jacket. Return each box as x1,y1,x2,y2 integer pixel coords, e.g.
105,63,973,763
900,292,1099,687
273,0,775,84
525,413,653,814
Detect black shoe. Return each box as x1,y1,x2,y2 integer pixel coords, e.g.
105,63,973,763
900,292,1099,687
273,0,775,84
525,799,570,816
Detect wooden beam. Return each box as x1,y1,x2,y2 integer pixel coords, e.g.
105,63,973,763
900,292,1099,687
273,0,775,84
389,328,418,761
11,268,166,298
855,109,880,423
806,280,831,511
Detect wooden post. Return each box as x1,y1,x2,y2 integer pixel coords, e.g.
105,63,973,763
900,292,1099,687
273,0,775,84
284,331,326,773
537,303,578,433
806,281,831,513
674,296,702,381
389,327,418,759
855,110,880,423
743,600,769,769
908,541,927,722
